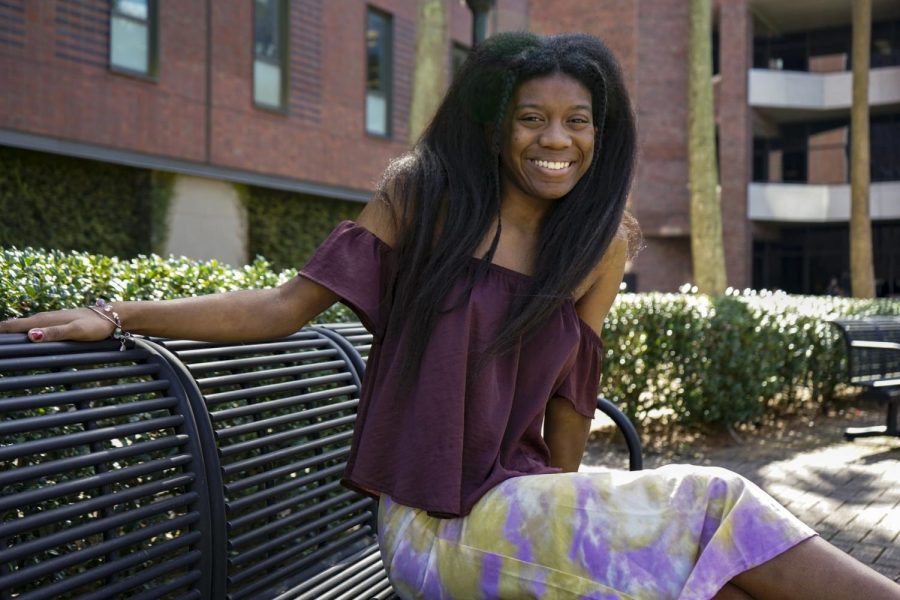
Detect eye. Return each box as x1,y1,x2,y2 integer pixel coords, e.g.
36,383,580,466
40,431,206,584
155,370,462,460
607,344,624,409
519,114,543,123
569,116,592,125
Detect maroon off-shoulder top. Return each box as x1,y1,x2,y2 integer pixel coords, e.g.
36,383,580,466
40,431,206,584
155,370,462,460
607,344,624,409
299,221,603,517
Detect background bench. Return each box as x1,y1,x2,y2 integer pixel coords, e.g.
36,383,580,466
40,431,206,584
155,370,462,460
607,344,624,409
1,324,642,599
832,317,900,440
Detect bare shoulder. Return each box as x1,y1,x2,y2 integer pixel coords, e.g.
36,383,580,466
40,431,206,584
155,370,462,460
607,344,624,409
356,184,402,248
573,236,627,336
573,236,627,302
356,156,417,248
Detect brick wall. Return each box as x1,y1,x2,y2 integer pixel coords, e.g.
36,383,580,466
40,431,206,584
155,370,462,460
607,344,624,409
0,1,206,162
207,0,414,192
0,1,471,195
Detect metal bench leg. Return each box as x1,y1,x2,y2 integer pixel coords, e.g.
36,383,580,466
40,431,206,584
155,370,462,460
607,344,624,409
844,398,900,441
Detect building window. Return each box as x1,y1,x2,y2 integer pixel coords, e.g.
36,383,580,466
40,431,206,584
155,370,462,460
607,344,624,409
110,0,157,76
254,0,288,109
366,8,392,137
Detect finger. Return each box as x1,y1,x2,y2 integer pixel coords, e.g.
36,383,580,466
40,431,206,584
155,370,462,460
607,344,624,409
0,317,31,334
0,310,80,333
27,322,88,343
0,318,12,333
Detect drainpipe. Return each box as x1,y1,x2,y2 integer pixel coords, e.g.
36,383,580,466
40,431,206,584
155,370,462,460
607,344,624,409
465,0,495,46
204,0,212,163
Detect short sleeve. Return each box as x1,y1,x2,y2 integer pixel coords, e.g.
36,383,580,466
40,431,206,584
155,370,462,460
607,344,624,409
299,221,393,333
554,320,604,418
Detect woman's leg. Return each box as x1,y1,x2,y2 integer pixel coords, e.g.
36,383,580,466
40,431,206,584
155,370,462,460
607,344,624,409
730,535,900,599
713,583,755,599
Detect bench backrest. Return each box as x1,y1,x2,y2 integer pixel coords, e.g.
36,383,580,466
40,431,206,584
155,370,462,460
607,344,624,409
0,334,215,600
1,326,392,600
832,317,900,385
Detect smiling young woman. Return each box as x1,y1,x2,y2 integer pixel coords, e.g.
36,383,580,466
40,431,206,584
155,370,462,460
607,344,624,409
3,32,899,600
500,73,596,207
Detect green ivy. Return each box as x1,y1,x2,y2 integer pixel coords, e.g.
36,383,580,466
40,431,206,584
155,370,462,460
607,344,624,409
0,147,173,257
240,185,364,271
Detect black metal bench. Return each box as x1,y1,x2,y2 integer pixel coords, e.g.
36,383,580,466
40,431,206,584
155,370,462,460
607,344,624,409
832,317,900,440
1,323,641,599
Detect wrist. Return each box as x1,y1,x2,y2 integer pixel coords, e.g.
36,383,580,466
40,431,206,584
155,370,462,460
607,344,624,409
89,299,134,350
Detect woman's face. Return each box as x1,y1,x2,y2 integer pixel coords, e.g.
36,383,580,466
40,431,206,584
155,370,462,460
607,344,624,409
499,73,595,205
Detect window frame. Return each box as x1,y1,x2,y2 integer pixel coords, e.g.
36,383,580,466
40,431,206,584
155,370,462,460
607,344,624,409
108,0,159,80
364,6,393,139
252,0,290,112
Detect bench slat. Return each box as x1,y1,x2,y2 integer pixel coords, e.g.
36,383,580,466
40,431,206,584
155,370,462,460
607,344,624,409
210,384,357,423
0,395,178,435
12,533,200,600
202,371,353,404
228,525,375,600
0,472,195,538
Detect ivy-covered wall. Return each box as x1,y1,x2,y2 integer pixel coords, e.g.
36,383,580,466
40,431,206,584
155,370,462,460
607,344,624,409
240,185,365,271
0,146,173,257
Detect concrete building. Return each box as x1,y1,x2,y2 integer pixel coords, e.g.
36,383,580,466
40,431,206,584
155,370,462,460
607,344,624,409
1,0,898,294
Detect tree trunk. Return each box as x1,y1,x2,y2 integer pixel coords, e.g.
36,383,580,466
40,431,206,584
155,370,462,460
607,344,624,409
851,0,875,298
408,0,448,146
688,0,727,295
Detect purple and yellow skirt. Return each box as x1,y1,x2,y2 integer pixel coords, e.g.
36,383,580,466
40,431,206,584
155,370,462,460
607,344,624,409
377,465,816,599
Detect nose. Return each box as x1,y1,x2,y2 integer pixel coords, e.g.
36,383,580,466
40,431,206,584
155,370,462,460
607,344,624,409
539,120,572,149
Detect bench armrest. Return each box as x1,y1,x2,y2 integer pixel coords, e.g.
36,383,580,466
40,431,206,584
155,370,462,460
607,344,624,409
595,396,643,471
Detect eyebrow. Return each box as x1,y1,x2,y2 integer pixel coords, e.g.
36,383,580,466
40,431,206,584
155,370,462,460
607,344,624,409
515,102,592,111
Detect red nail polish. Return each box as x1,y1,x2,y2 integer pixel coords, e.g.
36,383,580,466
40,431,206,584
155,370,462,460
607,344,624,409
30,329,44,342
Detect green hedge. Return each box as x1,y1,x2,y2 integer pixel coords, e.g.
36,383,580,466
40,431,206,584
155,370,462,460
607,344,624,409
3,246,898,426
240,185,364,271
0,246,353,323
601,287,899,426
0,146,173,257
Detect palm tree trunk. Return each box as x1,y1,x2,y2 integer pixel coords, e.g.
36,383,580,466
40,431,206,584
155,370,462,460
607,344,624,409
688,0,727,295
850,0,875,298
408,0,448,146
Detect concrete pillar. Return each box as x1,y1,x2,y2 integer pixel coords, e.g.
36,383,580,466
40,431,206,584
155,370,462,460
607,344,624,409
165,175,247,266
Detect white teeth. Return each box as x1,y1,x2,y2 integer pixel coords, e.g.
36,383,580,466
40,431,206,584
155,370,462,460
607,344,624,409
533,160,571,170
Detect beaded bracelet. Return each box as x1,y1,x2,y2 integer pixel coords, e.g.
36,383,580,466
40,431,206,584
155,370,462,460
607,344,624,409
88,299,134,351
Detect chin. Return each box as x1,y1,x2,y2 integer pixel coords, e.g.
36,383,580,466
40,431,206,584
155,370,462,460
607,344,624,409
535,187,574,202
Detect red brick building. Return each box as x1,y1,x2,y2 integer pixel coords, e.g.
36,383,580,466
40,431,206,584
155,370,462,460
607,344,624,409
2,0,898,294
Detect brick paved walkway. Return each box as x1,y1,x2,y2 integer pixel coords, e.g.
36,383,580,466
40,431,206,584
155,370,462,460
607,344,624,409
582,404,900,583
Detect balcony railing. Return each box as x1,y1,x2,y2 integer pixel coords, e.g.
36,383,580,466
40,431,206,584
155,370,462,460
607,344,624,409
748,181,900,222
749,66,900,110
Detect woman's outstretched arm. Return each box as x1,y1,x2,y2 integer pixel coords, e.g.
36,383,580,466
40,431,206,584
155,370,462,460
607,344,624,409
544,237,627,472
0,275,339,344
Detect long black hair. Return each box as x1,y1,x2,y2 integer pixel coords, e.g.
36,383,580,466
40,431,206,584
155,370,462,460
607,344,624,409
377,32,637,382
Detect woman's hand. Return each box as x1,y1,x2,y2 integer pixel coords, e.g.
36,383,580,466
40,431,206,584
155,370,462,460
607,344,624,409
0,308,116,343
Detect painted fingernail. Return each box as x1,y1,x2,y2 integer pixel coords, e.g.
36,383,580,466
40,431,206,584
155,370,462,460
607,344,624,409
29,329,44,342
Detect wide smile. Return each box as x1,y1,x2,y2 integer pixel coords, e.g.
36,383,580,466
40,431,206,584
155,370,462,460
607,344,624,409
529,159,575,175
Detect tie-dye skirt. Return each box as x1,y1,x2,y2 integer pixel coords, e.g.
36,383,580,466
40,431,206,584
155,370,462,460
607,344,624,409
377,465,817,599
